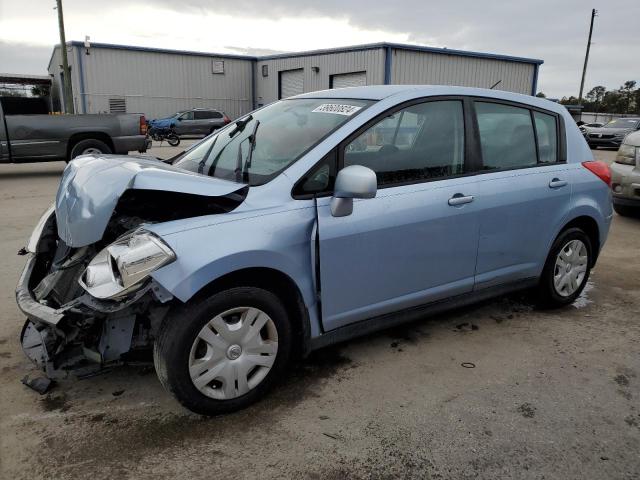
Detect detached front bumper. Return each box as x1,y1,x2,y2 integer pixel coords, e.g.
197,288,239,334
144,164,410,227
16,253,66,326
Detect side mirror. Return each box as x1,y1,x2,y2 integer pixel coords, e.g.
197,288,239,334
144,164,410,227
330,165,377,217
177,117,183,121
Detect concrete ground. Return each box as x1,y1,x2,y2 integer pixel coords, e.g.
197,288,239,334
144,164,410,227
0,148,638,479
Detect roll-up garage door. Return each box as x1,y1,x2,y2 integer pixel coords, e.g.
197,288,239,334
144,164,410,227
331,71,367,89
279,69,304,99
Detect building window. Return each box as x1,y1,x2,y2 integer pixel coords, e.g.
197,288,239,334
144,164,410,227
262,65,268,77
212,60,225,74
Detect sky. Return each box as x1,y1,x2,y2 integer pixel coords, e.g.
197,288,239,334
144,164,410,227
0,0,638,98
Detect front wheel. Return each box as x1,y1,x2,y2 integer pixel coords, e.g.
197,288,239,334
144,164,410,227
154,287,291,415
167,134,180,146
536,228,592,308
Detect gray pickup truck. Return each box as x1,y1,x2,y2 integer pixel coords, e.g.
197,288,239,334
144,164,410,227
0,100,148,163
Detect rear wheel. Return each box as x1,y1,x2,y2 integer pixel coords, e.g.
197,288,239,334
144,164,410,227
154,287,291,415
167,134,180,147
537,228,592,308
69,139,112,161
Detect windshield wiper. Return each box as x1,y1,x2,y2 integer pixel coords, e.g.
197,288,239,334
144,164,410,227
197,135,218,174
235,120,260,183
229,114,253,138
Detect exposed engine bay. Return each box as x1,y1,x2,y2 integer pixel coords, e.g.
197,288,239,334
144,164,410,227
17,156,248,378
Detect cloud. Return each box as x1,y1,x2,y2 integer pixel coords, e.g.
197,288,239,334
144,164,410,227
0,41,53,75
1,0,637,97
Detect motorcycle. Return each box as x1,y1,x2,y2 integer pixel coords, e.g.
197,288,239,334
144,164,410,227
148,123,180,147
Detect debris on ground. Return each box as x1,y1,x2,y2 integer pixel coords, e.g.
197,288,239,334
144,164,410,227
21,375,54,395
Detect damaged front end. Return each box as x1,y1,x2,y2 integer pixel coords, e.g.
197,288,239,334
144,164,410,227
16,155,248,378
16,208,174,378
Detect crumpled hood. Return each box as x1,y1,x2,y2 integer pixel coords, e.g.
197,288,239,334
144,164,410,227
55,155,244,247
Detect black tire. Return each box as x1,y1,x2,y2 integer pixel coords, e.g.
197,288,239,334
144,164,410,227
154,287,292,415
588,143,597,149
536,227,592,308
613,203,637,217
167,134,180,147
69,138,112,161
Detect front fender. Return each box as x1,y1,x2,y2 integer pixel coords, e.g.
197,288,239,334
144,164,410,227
148,207,317,307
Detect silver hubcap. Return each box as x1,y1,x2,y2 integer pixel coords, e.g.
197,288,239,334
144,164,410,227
189,307,278,400
553,239,588,297
81,147,102,155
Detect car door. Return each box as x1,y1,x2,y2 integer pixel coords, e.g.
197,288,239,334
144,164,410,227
175,111,196,135
314,99,481,331
193,110,213,134
471,100,572,289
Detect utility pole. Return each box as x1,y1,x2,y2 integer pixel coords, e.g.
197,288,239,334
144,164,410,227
55,0,74,113
578,8,597,105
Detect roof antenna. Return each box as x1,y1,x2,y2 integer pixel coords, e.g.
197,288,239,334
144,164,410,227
489,80,502,89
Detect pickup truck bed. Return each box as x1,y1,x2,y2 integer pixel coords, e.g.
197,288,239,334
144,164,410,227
0,101,148,163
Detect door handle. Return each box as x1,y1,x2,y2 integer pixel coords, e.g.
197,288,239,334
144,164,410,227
448,194,474,206
549,178,568,189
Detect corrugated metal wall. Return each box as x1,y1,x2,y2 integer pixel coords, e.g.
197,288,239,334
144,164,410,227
255,48,386,106
47,48,63,112
48,44,538,118
71,46,253,119
391,49,535,95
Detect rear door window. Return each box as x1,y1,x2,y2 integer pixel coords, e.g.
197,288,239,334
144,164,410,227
475,102,537,170
194,111,213,120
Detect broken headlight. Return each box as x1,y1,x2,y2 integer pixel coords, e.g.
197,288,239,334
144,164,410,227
79,230,175,300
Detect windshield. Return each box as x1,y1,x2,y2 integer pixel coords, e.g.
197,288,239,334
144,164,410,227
173,98,372,185
603,118,639,129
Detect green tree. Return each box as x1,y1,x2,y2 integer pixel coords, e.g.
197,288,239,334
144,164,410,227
620,80,637,114
535,92,546,98
30,85,51,97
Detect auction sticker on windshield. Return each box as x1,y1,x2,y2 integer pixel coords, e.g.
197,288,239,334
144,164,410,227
312,104,362,115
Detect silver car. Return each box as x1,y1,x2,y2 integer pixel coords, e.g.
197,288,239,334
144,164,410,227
611,130,640,216
173,108,231,136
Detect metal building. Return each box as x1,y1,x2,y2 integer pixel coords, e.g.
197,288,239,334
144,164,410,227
48,42,542,119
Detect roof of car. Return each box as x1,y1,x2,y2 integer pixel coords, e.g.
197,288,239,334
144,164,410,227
293,85,568,114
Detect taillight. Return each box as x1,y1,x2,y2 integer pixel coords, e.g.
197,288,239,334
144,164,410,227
140,115,147,135
582,160,611,186
223,114,230,124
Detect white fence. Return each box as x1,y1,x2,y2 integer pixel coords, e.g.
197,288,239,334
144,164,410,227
581,112,638,124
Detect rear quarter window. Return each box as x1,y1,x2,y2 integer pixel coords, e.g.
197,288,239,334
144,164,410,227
533,111,558,164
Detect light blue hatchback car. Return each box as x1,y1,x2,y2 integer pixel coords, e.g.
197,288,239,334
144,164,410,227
18,86,613,414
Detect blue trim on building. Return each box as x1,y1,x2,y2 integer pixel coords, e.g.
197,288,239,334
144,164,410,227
68,41,253,61
531,63,540,96
75,46,87,113
258,42,543,65
250,61,256,109
62,40,544,66
384,46,392,84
